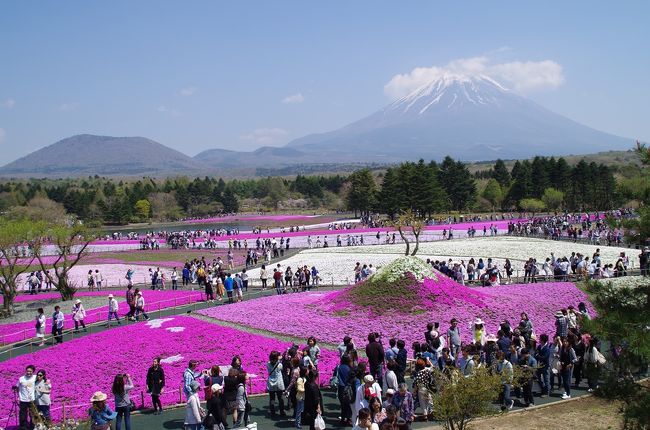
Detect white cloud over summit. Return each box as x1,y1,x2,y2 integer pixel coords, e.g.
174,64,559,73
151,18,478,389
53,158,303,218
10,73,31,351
384,56,565,99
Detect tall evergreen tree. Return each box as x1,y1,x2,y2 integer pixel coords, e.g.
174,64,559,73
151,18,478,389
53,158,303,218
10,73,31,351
491,159,511,188
438,157,476,211
507,160,532,207
378,167,401,219
346,169,377,216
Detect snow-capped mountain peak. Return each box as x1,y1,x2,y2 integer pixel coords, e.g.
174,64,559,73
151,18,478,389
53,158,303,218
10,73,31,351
385,74,510,116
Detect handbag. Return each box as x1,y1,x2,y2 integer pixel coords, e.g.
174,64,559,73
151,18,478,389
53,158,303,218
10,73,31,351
596,350,607,365
329,365,340,389
314,413,326,430
202,414,216,428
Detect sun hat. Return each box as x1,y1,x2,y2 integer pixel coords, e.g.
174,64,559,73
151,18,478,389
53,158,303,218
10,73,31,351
75,299,81,304
363,374,375,383
485,334,498,342
108,294,114,298
554,311,564,318
386,388,395,396
473,317,485,325
211,383,223,393
90,391,107,402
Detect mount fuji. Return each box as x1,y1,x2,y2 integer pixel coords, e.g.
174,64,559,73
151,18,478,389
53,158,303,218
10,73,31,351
285,74,631,161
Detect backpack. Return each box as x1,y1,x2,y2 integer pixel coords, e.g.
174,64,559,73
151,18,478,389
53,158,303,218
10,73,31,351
341,380,355,404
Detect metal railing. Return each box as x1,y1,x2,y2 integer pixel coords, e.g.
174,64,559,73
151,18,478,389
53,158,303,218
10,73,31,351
0,292,205,350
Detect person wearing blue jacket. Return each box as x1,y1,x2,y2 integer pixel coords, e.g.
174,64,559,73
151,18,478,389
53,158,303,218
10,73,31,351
88,391,117,430
224,273,234,304
336,355,353,426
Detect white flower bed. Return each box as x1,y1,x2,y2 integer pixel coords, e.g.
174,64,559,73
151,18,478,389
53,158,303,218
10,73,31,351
244,253,399,286
17,264,168,290
302,237,635,268
240,236,639,285
602,276,650,289
372,256,436,283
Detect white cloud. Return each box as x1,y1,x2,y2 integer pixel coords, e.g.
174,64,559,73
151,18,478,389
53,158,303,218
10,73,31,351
384,55,565,99
157,105,182,117
2,98,15,109
0,128,5,143
282,93,305,104
239,128,288,145
58,102,79,111
180,86,198,96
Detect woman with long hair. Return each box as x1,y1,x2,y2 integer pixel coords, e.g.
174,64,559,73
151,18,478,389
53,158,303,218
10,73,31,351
34,369,52,425
112,373,134,430
35,308,46,346
559,337,578,399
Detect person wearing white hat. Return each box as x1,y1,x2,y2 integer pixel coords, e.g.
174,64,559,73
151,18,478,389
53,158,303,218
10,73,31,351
72,299,87,332
134,291,150,321
184,380,203,430
88,391,117,430
205,383,226,428
107,294,120,327
472,317,486,345
353,374,382,425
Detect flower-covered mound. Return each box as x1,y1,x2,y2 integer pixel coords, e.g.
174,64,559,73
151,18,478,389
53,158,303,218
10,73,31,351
0,316,337,422
199,275,594,350
371,256,436,284
328,257,440,313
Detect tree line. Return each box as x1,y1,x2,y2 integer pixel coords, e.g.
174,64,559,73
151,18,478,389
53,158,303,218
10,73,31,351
345,156,621,217
0,155,623,225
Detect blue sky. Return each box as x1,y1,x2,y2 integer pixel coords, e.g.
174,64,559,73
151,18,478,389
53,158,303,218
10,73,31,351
1,1,648,163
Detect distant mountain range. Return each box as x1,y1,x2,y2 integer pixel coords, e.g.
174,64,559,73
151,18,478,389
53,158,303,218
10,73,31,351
0,74,634,177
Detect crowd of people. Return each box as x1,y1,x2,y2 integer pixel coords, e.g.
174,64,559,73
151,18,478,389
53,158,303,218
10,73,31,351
15,298,607,430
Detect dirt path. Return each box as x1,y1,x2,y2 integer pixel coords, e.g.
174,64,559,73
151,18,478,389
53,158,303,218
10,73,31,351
468,395,623,430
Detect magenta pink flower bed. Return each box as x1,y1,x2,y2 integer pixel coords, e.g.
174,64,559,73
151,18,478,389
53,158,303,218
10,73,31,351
0,316,337,422
184,214,322,224
199,276,594,349
1,290,204,344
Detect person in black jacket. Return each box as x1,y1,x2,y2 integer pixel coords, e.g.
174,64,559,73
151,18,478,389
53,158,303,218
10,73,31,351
365,332,385,387
205,384,227,430
146,358,165,415
303,370,323,430
395,340,408,384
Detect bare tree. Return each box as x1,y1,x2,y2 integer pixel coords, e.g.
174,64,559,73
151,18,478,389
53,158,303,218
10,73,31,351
32,222,96,301
393,209,425,256
0,218,42,316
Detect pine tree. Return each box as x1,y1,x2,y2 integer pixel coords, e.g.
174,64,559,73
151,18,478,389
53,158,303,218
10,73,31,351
491,159,511,188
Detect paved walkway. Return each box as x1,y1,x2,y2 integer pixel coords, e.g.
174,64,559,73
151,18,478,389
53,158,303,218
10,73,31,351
128,381,593,429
